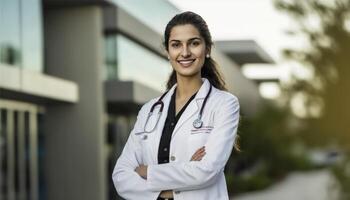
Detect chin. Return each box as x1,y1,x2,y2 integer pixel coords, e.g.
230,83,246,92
176,70,201,78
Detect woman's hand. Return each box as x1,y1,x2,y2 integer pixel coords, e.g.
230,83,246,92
159,190,174,198
135,164,148,179
190,146,206,161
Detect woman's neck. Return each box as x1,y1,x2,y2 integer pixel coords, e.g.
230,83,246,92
176,75,203,99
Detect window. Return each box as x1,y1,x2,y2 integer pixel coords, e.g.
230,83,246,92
105,34,171,92
21,0,43,72
0,0,43,72
110,0,179,34
105,36,118,80
0,0,21,66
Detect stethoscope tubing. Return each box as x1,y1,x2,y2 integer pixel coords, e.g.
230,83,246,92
135,84,212,135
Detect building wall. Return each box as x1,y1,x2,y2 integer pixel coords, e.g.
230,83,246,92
212,49,262,117
43,6,106,200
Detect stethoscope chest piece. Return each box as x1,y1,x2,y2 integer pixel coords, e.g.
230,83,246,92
193,118,203,129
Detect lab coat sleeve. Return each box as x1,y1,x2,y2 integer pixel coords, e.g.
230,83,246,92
147,95,240,191
112,105,160,200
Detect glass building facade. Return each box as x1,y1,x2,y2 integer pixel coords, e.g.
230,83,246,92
105,34,172,91
0,0,43,199
0,0,43,72
111,0,179,34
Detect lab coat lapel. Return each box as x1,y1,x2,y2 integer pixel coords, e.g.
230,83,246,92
171,79,210,139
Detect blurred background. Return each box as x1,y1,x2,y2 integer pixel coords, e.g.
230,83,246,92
0,0,349,200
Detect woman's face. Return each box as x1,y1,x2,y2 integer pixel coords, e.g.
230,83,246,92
167,24,208,79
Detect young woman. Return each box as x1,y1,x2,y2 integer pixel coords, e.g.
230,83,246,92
112,11,240,200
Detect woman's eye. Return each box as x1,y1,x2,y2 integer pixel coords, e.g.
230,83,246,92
191,41,200,46
171,43,180,48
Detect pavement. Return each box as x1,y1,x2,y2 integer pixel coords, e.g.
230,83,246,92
230,169,341,200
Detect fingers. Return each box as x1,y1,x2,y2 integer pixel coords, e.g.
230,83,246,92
190,146,206,161
192,149,206,161
192,151,206,161
134,165,148,179
135,166,141,175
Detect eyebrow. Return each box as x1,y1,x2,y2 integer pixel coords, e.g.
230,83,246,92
169,37,202,43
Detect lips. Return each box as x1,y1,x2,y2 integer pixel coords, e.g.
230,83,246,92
177,59,196,67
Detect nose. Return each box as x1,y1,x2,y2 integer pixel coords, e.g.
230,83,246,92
181,46,191,57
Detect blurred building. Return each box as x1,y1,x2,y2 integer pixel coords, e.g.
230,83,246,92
0,0,272,200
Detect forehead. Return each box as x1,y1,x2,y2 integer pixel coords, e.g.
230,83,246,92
169,24,202,41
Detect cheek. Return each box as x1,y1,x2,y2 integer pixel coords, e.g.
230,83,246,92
194,48,206,58
168,50,179,60
170,60,178,67
196,50,206,63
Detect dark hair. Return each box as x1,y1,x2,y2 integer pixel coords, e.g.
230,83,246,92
163,11,240,152
163,11,227,91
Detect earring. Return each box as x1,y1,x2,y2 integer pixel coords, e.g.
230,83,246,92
167,56,170,60
206,54,210,58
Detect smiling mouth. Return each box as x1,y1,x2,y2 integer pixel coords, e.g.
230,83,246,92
177,59,196,67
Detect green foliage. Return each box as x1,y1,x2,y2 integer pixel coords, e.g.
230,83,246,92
273,0,350,148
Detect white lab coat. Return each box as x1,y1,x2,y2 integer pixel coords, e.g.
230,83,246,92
112,78,240,200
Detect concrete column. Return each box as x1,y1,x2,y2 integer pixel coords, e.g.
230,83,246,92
43,6,106,200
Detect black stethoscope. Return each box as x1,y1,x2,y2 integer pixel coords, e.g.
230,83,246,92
135,84,212,136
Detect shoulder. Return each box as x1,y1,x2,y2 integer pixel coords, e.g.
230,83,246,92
211,88,240,119
138,97,159,115
212,87,239,105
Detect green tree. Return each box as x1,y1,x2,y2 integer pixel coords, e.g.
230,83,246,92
274,0,350,149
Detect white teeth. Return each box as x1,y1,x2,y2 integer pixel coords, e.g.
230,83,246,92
178,59,195,64
180,61,193,64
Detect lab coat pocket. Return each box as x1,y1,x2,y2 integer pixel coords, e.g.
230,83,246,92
188,126,213,149
187,127,212,160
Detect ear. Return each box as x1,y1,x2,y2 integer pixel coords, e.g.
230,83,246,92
206,47,211,57
164,49,170,60
206,47,211,55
